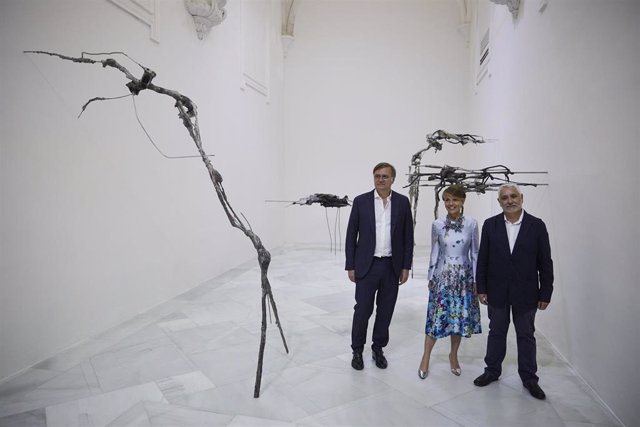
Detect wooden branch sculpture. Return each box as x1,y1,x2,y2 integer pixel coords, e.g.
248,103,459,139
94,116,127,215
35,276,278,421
25,50,288,398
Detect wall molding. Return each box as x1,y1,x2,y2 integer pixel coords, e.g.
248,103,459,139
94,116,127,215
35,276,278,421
489,0,520,19
107,0,159,43
240,0,271,100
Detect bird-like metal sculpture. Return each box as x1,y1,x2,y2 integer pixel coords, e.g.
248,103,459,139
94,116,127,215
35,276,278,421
25,50,288,398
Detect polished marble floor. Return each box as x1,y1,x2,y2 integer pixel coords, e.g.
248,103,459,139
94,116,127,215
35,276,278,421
0,245,622,427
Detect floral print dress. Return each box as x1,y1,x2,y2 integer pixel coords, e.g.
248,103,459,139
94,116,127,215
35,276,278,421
425,216,482,338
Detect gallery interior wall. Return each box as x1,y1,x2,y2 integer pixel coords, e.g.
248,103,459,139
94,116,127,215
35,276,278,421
282,0,639,425
282,0,474,247
466,1,639,425
0,0,286,382
1,0,638,425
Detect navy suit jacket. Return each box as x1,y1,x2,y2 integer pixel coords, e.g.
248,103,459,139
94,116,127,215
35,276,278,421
476,211,554,309
345,190,414,280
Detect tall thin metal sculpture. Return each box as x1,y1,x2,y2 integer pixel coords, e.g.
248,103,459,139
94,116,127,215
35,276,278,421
25,50,288,398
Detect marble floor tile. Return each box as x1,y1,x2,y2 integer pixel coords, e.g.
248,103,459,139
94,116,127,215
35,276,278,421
45,382,166,427
171,378,310,422
0,246,623,427
163,321,256,355
0,369,61,400
106,401,233,426
90,335,195,393
227,415,296,426
302,291,357,314
187,341,293,387
0,408,46,427
0,365,93,418
154,371,215,402
297,389,460,426
262,364,390,415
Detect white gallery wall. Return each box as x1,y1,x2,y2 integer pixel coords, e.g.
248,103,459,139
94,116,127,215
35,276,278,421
1,0,639,424
0,0,286,381
282,0,475,246
467,1,639,425
283,0,639,424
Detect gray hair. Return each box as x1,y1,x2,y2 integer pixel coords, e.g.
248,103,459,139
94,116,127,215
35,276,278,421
498,183,521,195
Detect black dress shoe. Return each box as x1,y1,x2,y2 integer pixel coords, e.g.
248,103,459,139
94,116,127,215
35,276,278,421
372,349,388,369
473,372,499,387
351,352,364,370
524,382,546,400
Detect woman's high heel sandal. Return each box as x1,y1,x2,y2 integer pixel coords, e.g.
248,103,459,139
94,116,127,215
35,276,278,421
449,354,461,376
418,368,428,379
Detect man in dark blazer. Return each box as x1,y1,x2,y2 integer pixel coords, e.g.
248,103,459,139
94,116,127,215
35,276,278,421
345,162,414,370
474,183,554,400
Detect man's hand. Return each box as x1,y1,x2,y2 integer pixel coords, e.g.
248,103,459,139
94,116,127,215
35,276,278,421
347,270,356,283
538,301,549,310
399,269,409,285
478,293,488,305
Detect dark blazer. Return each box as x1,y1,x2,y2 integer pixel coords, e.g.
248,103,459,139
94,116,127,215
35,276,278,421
476,211,554,308
345,190,414,280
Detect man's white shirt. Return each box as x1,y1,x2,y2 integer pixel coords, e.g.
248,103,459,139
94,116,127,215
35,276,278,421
374,192,392,257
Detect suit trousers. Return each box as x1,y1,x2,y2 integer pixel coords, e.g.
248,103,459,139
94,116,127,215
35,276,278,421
351,257,399,353
484,304,539,384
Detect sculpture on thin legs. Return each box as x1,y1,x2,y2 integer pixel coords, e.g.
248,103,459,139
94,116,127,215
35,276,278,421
407,130,547,220
408,130,488,226
24,50,287,398
411,163,547,218
267,193,350,253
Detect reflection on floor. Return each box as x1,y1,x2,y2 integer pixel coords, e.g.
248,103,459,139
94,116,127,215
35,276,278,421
0,245,621,427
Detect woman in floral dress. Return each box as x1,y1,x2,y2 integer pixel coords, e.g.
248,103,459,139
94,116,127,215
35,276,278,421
418,184,482,378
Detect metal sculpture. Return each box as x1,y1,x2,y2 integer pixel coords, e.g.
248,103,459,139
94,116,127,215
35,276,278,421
408,130,487,226
407,130,547,220
267,193,350,253
291,193,350,208
412,164,547,218
25,50,288,398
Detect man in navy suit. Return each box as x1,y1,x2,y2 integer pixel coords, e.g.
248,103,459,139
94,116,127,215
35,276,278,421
474,184,554,400
345,162,414,370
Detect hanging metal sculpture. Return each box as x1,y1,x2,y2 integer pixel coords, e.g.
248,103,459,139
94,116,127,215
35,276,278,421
407,130,547,221
291,193,350,208
412,163,547,218
267,193,350,253
25,50,287,398
408,130,488,225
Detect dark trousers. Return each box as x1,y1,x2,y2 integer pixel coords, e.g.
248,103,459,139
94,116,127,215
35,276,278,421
351,257,399,353
484,304,539,384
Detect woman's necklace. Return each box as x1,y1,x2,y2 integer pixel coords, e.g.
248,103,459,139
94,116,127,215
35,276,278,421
444,215,464,233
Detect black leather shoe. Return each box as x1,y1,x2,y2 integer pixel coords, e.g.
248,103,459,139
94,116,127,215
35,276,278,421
351,352,364,370
372,349,388,369
473,372,499,387
524,382,546,400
